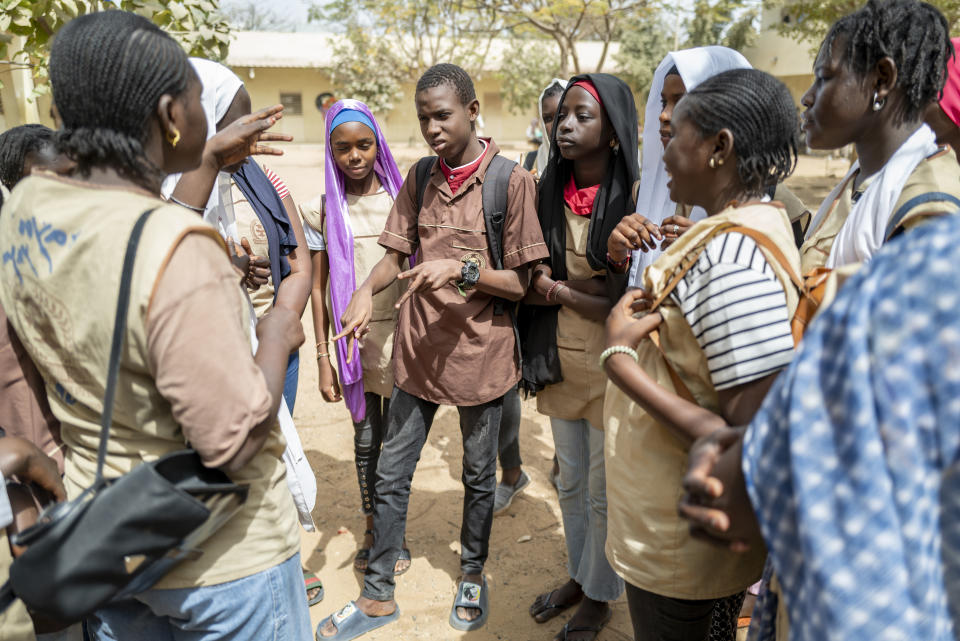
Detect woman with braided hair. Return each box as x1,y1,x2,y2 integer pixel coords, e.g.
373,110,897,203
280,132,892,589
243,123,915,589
0,10,311,638
601,68,802,641
800,0,960,273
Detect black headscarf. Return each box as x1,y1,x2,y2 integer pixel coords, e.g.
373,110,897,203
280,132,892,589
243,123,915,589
519,73,639,393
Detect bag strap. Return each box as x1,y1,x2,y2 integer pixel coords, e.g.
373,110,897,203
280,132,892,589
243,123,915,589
414,156,436,214
94,208,158,482
647,223,803,403
482,154,516,317
883,191,960,241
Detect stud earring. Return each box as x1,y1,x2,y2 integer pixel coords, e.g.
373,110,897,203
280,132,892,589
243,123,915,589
872,91,886,112
166,128,181,148
717,158,724,167
709,157,717,169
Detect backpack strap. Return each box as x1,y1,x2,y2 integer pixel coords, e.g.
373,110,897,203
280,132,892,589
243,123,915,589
482,154,517,316
883,192,960,241
414,156,436,214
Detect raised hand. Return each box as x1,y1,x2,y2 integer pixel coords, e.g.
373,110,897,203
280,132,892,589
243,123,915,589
608,213,663,263
207,104,293,171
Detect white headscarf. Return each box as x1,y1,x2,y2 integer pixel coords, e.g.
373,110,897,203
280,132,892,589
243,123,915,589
161,58,244,242
628,46,752,287
536,78,568,176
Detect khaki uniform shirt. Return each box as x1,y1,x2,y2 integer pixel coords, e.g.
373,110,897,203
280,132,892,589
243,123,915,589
378,141,548,406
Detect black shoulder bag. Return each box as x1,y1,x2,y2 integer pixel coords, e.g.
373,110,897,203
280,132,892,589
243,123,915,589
0,208,249,622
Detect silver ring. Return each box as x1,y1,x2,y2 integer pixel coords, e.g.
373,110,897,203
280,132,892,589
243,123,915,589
673,224,679,235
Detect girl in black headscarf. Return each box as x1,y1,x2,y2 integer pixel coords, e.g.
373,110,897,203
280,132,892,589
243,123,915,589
520,74,638,641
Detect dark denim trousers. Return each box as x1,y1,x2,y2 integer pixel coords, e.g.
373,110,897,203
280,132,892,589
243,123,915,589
497,386,522,470
625,583,745,641
361,386,503,601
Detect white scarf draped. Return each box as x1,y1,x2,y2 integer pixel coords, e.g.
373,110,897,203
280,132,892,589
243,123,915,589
536,78,568,176
628,46,751,287
822,125,938,268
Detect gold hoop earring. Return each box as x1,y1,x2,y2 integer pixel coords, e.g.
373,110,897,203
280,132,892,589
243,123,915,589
166,128,181,148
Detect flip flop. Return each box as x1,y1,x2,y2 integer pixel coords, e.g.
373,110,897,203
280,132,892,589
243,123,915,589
303,569,324,606
315,601,400,641
449,576,489,632
530,589,582,623
394,546,412,576
555,608,612,641
354,530,373,572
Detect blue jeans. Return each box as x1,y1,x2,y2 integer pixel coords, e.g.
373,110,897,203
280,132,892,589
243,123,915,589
282,352,299,413
86,553,310,641
551,418,624,602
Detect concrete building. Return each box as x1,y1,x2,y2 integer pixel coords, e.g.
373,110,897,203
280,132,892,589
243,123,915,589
741,6,816,104
225,31,623,144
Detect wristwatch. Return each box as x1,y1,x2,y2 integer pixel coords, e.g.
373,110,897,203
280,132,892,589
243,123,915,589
457,259,481,291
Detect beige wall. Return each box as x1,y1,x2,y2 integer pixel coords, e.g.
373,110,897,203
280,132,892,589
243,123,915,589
233,66,537,145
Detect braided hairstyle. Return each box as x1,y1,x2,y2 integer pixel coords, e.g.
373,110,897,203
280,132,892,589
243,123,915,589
823,0,952,123
680,68,798,194
0,124,55,189
49,11,194,190
542,80,565,102
416,63,476,106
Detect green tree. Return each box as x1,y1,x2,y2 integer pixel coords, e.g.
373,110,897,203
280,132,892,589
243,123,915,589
0,0,231,91
220,0,295,31
328,27,407,113
765,0,960,44
496,38,563,113
614,12,672,102
684,0,759,50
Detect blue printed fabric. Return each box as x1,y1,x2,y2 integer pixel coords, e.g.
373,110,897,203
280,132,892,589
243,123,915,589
743,215,960,641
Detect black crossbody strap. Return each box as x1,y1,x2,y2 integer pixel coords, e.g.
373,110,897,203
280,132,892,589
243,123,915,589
94,208,157,481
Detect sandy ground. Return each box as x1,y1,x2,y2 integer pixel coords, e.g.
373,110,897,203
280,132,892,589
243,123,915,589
263,143,849,641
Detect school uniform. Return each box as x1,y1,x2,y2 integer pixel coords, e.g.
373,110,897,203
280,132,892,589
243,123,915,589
363,139,547,601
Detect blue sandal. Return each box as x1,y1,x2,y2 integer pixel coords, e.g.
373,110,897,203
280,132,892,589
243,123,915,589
315,601,400,641
449,576,489,631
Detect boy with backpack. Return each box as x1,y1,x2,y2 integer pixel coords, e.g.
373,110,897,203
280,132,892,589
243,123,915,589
316,63,547,640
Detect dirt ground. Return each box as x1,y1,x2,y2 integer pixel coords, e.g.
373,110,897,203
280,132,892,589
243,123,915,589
265,143,849,641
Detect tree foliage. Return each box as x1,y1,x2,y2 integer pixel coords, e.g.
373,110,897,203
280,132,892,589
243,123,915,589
474,0,652,77
328,27,407,114
684,0,759,50
0,0,231,92
613,12,671,102
220,0,294,31
496,39,563,113
764,0,960,44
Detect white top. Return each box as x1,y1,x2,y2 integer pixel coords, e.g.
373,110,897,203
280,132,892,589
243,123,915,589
0,471,11,530
670,232,794,390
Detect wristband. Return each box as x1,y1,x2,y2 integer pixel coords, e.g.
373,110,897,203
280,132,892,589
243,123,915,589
599,345,640,368
316,352,330,360
606,252,630,268
545,280,564,303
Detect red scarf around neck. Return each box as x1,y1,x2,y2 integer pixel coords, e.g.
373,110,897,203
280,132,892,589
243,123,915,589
563,173,600,217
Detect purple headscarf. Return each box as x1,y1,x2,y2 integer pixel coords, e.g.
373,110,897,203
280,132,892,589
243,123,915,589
325,99,404,422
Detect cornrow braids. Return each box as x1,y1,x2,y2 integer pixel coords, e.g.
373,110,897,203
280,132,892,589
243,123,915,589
49,10,194,191
823,0,952,123
542,80,565,101
0,124,55,189
681,69,798,194
416,63,476,106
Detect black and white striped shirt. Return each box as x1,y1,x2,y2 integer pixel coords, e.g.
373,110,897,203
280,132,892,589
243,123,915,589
669,232,794,391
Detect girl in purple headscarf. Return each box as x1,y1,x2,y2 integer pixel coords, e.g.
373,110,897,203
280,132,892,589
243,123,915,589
299,99,411,575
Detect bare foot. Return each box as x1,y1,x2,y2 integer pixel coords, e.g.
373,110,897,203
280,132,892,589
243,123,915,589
552,598,610,641
530,579,584,623
455,572,484,622
317,596,396,638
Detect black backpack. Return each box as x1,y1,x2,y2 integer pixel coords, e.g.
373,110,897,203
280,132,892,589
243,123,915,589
413,154,522,365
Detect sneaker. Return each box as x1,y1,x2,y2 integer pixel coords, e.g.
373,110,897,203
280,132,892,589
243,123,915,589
493,470,531,515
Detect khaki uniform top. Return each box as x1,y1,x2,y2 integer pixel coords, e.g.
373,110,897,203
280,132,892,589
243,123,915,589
604,203,800,599
378,141,548,406
0,175,300,589
231,181,276,318
536,206,607,429
800,148,960,273
300,189,401,398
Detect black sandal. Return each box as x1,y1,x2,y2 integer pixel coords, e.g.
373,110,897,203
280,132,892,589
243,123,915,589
530,589,583,623
555,608,612,641
353,529,373,572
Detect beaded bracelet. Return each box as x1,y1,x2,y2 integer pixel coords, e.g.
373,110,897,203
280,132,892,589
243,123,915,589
545,280,565,303
599,345,640,368
606,252,630,268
